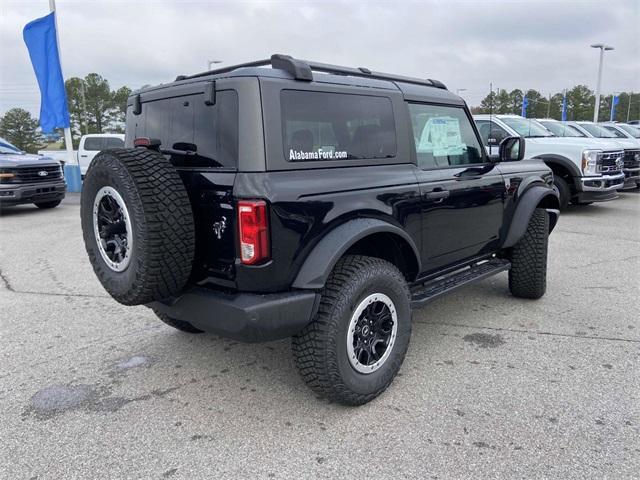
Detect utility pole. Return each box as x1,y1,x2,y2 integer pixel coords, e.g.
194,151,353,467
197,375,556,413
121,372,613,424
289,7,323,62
591,43,614,122
627,93,632,122
80,79,87,135
547,93,552,118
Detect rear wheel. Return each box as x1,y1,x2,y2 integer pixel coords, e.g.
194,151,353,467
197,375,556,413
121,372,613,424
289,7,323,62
292,255,411,406
508,208,549,299
34,200,61,209
80,148,195,306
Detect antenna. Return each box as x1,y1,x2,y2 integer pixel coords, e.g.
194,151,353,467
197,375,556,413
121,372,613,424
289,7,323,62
489,83,494,150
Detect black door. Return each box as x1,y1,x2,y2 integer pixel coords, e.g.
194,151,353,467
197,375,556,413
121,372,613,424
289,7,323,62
407,103,506,273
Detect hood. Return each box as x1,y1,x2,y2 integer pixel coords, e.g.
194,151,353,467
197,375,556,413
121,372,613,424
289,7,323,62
526,136,625,152
612,137,640,149
0,152,61,168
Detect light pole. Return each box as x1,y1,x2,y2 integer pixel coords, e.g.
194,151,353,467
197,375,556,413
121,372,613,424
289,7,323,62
207,59,222,70
591,43,614,122
456,88,467,96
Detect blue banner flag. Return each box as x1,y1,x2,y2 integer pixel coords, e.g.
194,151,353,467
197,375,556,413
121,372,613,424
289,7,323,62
610,95,619,121
561,92,568,121
521,96,529,117
23,12,70,133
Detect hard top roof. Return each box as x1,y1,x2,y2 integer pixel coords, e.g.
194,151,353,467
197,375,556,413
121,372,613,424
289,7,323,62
133,54,462,104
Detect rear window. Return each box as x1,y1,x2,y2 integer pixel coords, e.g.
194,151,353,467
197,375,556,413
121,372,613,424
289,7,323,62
131,90,238,169
83,137,124,151
84,137,124,152
280,90,396,161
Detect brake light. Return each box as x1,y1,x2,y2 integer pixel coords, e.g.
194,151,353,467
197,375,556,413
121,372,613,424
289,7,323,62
133,137,161,149
237,200,269,265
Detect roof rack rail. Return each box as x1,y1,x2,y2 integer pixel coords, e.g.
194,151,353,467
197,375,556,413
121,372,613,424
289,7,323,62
178,54,447,90
181,58,272,81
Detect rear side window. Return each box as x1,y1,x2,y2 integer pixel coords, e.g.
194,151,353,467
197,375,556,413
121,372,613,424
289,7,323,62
133,90,238,169
475,120,510,146
280,90,396,161
83,137,102,151
408,103,484,169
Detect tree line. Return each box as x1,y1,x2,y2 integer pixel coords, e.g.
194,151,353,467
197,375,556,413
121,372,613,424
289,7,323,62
0,73,130,153
472,85,639,122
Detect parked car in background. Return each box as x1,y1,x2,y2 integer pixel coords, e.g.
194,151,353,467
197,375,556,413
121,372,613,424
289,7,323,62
599,122,640,141
566,121,639,190
599,123,640,189
536,119,588,138
474,115,624,208
0,137,66,210
78,134,125,177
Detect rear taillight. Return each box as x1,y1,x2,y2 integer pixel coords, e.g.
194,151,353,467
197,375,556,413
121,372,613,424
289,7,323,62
237,200,269,265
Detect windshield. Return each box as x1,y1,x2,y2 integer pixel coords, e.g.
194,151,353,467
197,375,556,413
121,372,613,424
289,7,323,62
601,125,627,138
578,123,617,138
539,121,585,137
0,138,22,154
501,117,554,138
618,124,640,138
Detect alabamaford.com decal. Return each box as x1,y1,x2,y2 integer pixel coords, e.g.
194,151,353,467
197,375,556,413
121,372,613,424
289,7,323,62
289,148,348,160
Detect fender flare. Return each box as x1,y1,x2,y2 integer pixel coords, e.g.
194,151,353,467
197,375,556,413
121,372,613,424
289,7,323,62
292,218,421,290
533,154,582,184
502,185,560,249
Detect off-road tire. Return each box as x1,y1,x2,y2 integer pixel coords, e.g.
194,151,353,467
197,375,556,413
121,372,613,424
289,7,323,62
292,255,411,406
80,148,195,305
553,176,570,210
153,309,204,334
508,208,549,299
34,200,61,209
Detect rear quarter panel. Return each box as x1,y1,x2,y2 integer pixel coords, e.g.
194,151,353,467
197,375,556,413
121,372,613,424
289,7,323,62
232,164,422,292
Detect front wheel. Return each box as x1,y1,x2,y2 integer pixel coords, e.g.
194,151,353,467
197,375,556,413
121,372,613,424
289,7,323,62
292,255,411,406
553,176,571,210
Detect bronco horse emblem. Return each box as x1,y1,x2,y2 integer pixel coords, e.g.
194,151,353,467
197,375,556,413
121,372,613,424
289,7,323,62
212,216,227,240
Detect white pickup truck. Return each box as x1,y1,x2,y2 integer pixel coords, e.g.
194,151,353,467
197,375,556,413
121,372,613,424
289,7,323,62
37,133,125,178
566,121,640,190
474,114,624,208
78,134,125,177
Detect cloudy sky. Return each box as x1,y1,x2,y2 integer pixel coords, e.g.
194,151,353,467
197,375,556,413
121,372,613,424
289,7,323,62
1,0,638,116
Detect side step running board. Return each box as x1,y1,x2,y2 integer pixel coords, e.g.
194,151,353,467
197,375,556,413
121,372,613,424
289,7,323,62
410,258,511,308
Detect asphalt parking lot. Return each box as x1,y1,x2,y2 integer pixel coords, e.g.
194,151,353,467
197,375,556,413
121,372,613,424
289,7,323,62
1,192,639,479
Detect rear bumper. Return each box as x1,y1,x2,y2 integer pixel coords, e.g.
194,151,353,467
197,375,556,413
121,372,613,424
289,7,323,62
576,173,624,202
149,288,320,342
0,180,66,206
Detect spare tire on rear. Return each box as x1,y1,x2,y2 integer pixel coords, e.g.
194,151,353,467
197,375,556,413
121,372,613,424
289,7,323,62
80,148,195,306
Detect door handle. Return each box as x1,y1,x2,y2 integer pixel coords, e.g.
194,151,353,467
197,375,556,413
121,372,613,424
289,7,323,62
80,155,88,157
424,189,450,200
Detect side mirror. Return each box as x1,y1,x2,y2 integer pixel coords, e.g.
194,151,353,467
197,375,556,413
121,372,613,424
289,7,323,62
498,136,525,162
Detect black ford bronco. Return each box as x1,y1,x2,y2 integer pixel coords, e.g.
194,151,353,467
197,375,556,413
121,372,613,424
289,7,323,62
80,55,559,405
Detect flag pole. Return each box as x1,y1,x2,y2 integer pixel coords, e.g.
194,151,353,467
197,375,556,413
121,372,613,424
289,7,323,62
48,0,75,168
